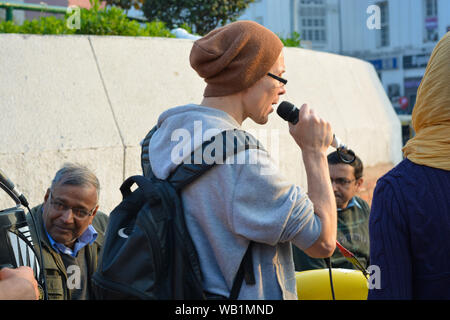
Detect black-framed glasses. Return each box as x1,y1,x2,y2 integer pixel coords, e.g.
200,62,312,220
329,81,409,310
49,192,96,220
267,73,288,85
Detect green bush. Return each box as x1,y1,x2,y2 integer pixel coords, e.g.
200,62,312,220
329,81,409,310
280,31,302,48
0,20,20,33
21,16,73,35
0,0,174,37
0,17,64,35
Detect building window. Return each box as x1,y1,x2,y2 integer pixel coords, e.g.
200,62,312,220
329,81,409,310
377,1,390,47
424,0,439,42
425,0,437,16
298,0,327,43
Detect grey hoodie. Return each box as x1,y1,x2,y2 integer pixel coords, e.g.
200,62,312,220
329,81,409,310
149,104,321,299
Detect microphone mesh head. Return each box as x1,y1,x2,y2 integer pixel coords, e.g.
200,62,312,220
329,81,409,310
277,101,296,121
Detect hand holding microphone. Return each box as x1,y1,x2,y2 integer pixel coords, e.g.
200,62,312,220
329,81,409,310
277,101,355,163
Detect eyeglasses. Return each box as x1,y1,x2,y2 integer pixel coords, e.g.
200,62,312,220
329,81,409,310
48,192,96,220
267,72,288,85
330,178,356,187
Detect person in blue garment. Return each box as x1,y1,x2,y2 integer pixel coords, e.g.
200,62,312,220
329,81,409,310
368,32,450,299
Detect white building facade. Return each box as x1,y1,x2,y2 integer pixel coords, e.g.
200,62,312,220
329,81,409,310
239,0,450,118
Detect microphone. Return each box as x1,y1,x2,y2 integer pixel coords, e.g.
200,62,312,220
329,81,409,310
277,101,347,149
277,101,355,163
0,168,29,207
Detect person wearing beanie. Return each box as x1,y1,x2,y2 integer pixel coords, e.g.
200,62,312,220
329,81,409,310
145,20,336,299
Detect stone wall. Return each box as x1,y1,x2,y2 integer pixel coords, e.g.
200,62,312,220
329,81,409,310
0,34,402,214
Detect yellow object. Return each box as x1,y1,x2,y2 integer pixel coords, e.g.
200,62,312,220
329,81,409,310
296,269,368,300
402,32,450,171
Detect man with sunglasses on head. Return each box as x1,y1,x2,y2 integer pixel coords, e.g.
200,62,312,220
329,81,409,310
27,163,108,299
293,150,370,271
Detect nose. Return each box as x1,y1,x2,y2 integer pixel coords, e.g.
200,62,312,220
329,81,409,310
60,208,75,223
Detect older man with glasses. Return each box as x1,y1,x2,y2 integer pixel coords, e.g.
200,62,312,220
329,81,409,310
27,163,108,300
293,150,370,272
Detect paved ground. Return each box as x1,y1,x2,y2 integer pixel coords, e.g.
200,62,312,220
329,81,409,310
356,162,395,207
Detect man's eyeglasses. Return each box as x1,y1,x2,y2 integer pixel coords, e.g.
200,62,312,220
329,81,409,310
48,192,96,220
330,178,356,187
267,73,288,85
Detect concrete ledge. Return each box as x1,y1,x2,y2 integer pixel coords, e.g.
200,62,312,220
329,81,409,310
0,34,402,214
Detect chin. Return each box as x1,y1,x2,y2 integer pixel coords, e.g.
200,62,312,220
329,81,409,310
249,114,269,125
256,117,269,125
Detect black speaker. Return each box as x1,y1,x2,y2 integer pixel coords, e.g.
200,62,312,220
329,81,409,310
0,206,41,278
0,170,47,299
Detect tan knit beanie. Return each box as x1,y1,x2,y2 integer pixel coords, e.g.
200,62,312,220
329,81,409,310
190,20,284,97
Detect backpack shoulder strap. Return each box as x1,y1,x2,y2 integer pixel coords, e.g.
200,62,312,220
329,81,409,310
141,125,157,179
229,241,255,300
141,127,264,190
167,129,264,190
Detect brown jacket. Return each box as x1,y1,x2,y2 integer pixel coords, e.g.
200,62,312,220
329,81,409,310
27,204,108,300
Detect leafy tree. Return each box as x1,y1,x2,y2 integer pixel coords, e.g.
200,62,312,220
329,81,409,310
105,0,144,11
141,0,255,35
279,31,302,48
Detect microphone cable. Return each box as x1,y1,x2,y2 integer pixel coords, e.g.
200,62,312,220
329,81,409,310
324,257,336,300
25,203,49,300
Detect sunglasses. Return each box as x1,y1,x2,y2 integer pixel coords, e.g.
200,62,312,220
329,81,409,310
267,73,288,85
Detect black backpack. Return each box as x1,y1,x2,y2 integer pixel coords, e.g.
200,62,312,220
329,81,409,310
92,127,262,299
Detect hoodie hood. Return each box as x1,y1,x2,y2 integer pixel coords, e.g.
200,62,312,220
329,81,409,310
148,104,241,180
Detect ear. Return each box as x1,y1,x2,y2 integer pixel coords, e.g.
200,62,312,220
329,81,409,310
91,205,99,218
44,189,51,203
355,177,364,190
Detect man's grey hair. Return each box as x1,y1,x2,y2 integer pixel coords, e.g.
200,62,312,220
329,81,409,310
50,163,100,198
